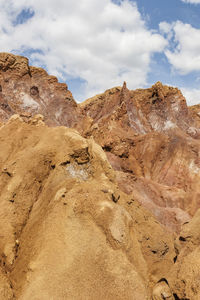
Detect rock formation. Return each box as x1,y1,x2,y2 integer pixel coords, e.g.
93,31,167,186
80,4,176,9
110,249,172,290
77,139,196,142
0,52,200,299
0,53,80,127
79,81,200,232
0,115,176,299
189,103,200,127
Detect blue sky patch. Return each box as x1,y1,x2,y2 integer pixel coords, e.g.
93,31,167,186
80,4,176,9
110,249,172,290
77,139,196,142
13,8,35,26
1,0,200,104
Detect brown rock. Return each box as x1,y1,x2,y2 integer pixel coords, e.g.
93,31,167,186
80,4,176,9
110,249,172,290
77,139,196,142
189,103,200,128
0,116,149,299
79,81,200,232
0,52,80,127
152,280,174,300
0,115,178,299
0,53,200,299
165,209,200,299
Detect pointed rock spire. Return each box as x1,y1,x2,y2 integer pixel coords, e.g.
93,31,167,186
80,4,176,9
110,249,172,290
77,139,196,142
120,81,129,105
122,81,127,90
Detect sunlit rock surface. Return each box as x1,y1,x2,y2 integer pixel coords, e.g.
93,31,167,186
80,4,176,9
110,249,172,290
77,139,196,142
0,53,200,299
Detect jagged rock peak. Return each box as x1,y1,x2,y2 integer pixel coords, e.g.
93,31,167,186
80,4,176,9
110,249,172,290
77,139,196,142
151,81,181,99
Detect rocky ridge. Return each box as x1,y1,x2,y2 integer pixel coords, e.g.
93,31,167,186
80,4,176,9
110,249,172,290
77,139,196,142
0,53,200,299
0,53,80,127
79,81,200,232
0,114,176,299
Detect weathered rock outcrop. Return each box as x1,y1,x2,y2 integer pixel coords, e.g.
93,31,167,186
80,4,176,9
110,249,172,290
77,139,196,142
168,208,200,299
0,115,177,299
189,103,200,128
0,53,79,127
0,52,200,299
80,82,200,232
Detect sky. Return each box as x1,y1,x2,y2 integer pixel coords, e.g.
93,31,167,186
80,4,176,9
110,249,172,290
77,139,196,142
0,0,200,104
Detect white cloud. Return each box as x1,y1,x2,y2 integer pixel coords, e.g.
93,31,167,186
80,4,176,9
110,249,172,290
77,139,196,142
181,87,200,106
0,0,167,100
160,21,200,74
181,0,200,3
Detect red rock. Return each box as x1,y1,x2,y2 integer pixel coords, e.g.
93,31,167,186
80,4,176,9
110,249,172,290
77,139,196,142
80,81,200,231
0,52,200,299
0,53,80,127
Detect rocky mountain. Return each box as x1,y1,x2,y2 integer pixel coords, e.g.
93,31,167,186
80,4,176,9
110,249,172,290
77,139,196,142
0,53,80,127
0,52,200,299
79,82,200,232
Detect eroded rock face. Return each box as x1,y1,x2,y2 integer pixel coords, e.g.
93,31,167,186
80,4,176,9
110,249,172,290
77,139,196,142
0,115,177,299
1,53,199,233
0,52,79,127
80,81,200,232
189,103,200,128
166,208,200,299
1,53,200,299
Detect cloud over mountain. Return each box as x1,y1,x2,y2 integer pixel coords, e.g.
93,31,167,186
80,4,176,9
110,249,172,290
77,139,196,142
181,0,200,4
160,21,200,74
0,0,166,100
